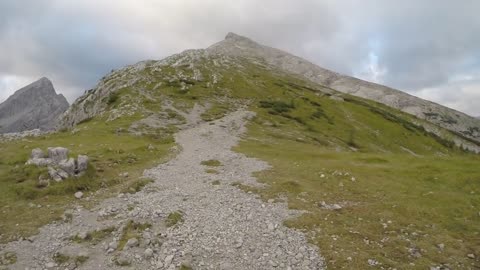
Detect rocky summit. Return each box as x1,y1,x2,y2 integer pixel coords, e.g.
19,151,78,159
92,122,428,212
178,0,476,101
0,77,69,133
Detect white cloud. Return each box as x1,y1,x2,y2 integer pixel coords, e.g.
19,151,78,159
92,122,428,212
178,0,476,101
355,52,387,84
416,76,480,116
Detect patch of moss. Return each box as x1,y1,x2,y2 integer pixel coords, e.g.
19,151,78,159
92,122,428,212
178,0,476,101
118,220,152,251
122,178,154,194
53,253,70,264
0,252,17,265
200,159,222,167
72,226,116,244
166,211,184,227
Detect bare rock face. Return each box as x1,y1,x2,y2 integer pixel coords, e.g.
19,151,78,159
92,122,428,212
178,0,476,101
0,77,69,133
207,33,480,144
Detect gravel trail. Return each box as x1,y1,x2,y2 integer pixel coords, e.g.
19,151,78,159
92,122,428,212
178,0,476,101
1,109,324,270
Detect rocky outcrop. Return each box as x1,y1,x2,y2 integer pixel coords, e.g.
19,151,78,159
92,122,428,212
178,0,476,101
26,147,89,182
207,33,480,144
0,77,69,133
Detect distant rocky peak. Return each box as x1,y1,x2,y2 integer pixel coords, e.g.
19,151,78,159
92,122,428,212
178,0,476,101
15,77,56,97
0,77,69,133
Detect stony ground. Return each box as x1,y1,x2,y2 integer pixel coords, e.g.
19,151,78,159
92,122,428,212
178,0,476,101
0,109,324,270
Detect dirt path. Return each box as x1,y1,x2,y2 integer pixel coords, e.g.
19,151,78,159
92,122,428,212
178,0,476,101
1,110,324,270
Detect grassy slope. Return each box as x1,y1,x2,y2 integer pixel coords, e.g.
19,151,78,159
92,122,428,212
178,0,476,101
149,56,479,267
0,114,174,243
220,62,480,268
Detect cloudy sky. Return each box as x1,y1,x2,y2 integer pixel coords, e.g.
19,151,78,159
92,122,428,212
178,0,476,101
1,0,479,116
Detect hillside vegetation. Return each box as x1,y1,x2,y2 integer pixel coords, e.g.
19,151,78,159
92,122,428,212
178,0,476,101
1,50,479,269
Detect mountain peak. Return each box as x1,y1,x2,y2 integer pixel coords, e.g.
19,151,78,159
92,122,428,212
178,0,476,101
225,32,249,41
0,77,69,133
17,77,55,96
221,32,260,47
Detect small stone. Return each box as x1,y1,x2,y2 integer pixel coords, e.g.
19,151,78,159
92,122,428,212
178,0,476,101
437,243,445,250
78,231,88,240
267,199,275,203
45,262,56,268
79,251,89,258
116,254,131,266
235,238,243,249
109,241,118,250
164,255,174,266
74,191,84,199
467,254,475,259
144,248,154,258
125,238,139,248
368,259,379,266
269,260,278,267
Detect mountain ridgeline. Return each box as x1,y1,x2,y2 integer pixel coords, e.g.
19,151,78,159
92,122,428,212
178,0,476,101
60,33,480,154
0,77,69,133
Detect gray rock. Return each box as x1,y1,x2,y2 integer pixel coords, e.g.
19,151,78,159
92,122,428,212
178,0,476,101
77,155,89,172
144,248,154,258
57,168,70,179
48,167,64,182
0,77,69,134
48,147,69,163
116,253,131,266
467,254,475,259
74,191,84,199
26,157,53,167
77,231,88,240
109,241,118,250
31,148,45,159
164,255,174,266
125,238,139,248
59,158,76,175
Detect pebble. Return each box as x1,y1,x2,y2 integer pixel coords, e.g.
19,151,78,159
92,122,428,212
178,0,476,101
145,248,154,258
74,191,83,199
125,238,139,248
164,254,174,266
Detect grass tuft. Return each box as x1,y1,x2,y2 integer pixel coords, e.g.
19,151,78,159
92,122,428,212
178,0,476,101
200,159,222,167
166,211,184,227
118,220,151,251
72,226,116,244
